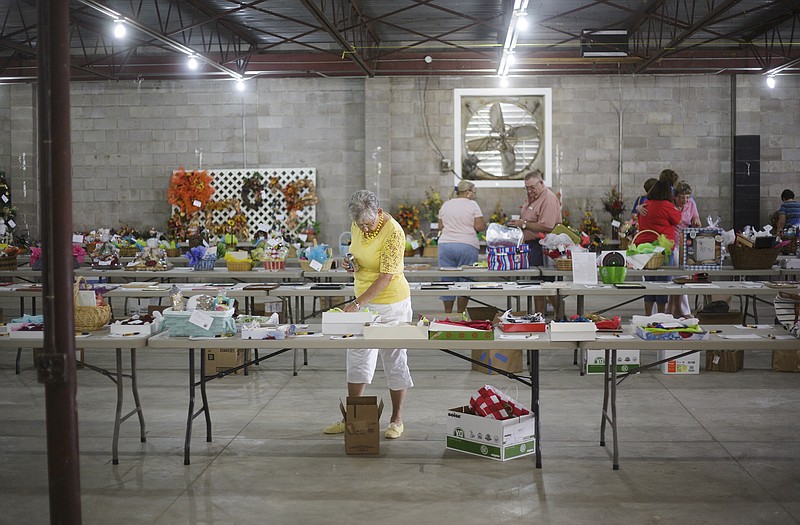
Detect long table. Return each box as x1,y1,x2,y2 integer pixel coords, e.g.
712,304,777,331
0,330,151,464
146,330,575,466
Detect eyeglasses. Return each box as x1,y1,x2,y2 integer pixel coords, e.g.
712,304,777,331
525,180,544,189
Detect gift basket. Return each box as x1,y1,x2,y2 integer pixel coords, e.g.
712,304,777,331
185,245,217,271
540,225,588,270
727,229,783,270
161,288,236,337
627,229,672,269
485,223,529,270
298,244,333,272
0,245,24,271
252,235,290,271
631,314,708,341
422,231,439,258
90,238,121,269
224,251,253,271
74,277,112,331
126,239,174,271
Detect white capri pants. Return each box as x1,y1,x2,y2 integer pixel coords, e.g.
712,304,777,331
346,297,414,391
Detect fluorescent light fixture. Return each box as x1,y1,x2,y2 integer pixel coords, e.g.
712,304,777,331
497,0,529,76
187,56,199,70
517,15,528,31
766,76,776,89
236,78,245,91
113,20,126,39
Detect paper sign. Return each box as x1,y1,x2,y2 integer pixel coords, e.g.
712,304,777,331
653,246,665,253
410,240,420,250
260,190,267,200
267,238,280,247
611,219,620,228
72,234,84,243
571,252,598,285
8,220,15,229
258,223,269,232
309,259,323,271
1,194,7,203
188,310,214,330
193,200,202,208
299,233,308,242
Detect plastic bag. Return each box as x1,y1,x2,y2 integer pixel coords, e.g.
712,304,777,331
485,223,523,248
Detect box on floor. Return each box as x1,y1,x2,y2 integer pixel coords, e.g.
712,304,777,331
583,349,640,375
657,349,700,374
772,350,800,372
206,348,245,375
339,396,383,455
706,350,744,372
445,406,535,461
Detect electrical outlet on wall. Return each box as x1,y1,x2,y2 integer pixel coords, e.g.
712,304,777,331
440,159,452,172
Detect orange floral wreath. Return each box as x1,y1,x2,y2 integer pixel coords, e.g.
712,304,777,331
167,167,214,214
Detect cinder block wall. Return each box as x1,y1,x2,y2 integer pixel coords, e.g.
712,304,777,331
2,74,797,243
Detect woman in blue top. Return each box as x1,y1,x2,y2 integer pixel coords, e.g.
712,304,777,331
776,189,800,232
631,178,657,223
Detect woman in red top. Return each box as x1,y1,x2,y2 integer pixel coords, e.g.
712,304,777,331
636,179,681,314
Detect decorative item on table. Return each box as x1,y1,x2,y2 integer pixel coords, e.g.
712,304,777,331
488,203,508,225
110,312,164,336
170,285,186,311
160,238,181,258
626,230,673,269
469,384,530,421
90,237,121,269
780,225,798,255
338,231,352,257
631,313,708,340
598,264,627,284
404,235,420,258
582,313,621,331
224,251,253,271
253,234,289,270
428,319,494,340
421,187,443,229
237,313,293,340
126,238,173,271
161,294,237,338
485,222,529,270
422,231,439,258
618,220,636,250
0,244,24,270
540,227,587,270
497,310,546,332
394,202,421,236
726,225,784,270
298,243,332,272
185,245,217,271
601,186,626,239
577,207,604,251
74,277,112,331
676,226,724,270
115,239,139,258
29,245,81,270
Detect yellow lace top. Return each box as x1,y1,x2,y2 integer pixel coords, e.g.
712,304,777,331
350,213,410,304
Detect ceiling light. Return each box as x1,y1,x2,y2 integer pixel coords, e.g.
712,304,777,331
187,55,198,70
500,77,509,88
497,0,529,77
113,20,126,39
766,76,776,89
236,78,245,91
516,15,528,31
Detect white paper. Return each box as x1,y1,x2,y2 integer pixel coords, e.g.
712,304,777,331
188,310,214,330
498,334,539,340
571,252,598,285
719,334,762,339
298,233,308,242
72,234,84,243
410,240,420,250
8,219,15,228
309,259,323,271
1,194,7,203
596,334,635,340
735,324,771,329
611,219,620,228
192,200,202,208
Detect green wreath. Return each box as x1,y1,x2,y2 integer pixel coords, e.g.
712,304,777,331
240,172,264,211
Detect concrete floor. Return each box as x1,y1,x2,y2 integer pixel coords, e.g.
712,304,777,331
1,295,799,525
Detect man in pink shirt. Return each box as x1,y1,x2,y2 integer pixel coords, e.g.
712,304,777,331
509,169,561,314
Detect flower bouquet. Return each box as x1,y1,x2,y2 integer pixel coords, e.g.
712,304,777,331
185,245,217,271
421,188,443,225
395,203,421,234
602,186,626,221
1,244,24,271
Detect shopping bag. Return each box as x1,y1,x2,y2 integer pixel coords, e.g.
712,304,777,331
469,384,530,420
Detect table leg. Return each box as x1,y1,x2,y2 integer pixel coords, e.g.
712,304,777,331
184,348,196,465
15,348,22,375
530,348,542,469
610,349,619,470
112,348,124,465
200,349,212,443
130,349,146,443
600,349,610,447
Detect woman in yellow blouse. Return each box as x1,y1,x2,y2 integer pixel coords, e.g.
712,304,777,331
323,190,412,439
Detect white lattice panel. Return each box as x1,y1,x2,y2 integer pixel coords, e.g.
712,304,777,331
172,168,316,242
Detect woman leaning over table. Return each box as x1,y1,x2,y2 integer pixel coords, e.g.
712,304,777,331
437,180,486,313
636,178,682,316
323,190,412,440
668,181,702,317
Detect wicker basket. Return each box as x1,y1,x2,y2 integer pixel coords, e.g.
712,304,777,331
619,237,630,250
263,259,286,271
631,229,666,269
728,244,781,270
74,277,111,331
166,248,181,258
299,259,334,272
0,256,18,271
404,248,418,258
554,258,572,271
226,260,253,271
119,247,138,257
781,235,798,256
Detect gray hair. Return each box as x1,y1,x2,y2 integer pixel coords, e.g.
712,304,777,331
349,190,380,223
674,180,692,196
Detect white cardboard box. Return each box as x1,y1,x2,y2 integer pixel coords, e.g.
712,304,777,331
109,318,163,336
549,322,597,341
583,349,640,374
657,349,700,375
445,406,535,461
6,323,43,339
362,322,428,340
321,311,378,335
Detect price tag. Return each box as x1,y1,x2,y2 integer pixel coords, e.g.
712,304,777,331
7,220,15,229
267,238,280,247
410,240,420,250
188,310,214,331
611,219,620,228
299,233,308,242
1,194,7,203
72,234,84,243
653,246,665,253
193,200,202,208
260,190,268,200
309,259,323,271
258,223,269,232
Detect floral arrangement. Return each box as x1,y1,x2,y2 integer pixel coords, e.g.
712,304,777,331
168,167,215,214
421,188,443,223
489,203,507,225
28,245,84,266
204,199,250,241
268,177,318,229
561,208,571,227
601,186,626,220
395,203,421,233
618,220,637,241
578,207,604,251
240,172,264,211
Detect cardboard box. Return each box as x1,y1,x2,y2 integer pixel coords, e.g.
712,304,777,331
428,321,494,341
445,406,535,461
109,318,163,336
583,349,640,374
339,396,384,455
321,311,378,335
7,323,43,339
636,326,709,341
549,322,596,341
772,350,800,372
206,348,244,375
471,349,524,375
705,350,744,372
657,349,700,375
466,306,501,322
363,322,428,340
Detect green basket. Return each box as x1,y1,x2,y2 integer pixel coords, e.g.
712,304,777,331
599,266,627,284
162,307,236,337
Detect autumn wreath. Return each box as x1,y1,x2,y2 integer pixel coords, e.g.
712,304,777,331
240,172,264,211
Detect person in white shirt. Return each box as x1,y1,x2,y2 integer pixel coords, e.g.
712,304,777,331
437,180,486,313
